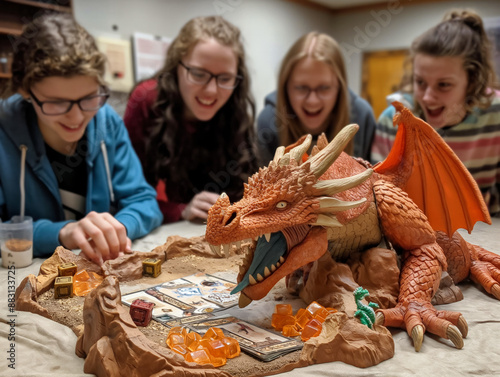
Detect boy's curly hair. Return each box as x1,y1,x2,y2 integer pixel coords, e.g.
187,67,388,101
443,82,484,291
8,13,106,95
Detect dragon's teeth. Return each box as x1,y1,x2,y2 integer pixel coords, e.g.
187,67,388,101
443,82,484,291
264,233,271,242
235,240,242,249
264,266,271,277
254,236,259,241
256,273,264,282
279,256,285,263
271,264,276,272
249,274,257,285
276,261,281,268
223,243,230,257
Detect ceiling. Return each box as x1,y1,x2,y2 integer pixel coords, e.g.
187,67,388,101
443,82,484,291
306,0,388,9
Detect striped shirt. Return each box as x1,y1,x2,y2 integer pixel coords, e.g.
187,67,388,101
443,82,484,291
371,93,500,217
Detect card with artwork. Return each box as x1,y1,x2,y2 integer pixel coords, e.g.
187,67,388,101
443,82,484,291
121,272,239,325
186,316,303,361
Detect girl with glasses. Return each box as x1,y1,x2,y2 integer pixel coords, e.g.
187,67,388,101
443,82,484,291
0,14,162,264
371,9,500,216
257,32,377,166
124,16,257,223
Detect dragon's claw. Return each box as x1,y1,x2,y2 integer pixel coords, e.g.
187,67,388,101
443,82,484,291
375,311,385,326
491,284,500,300
457,315,468,338
411,325,424,352
446,325,464,349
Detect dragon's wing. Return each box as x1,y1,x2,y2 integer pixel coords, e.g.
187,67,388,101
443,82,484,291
374,101,491,236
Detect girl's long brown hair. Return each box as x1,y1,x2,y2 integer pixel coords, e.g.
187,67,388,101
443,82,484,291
401,8,498,113
145,16,257,203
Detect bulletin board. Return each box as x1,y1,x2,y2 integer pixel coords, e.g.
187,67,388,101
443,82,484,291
96,37,134,93
132,32,171,82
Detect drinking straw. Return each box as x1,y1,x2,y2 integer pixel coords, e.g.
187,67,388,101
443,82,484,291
19,145,27,221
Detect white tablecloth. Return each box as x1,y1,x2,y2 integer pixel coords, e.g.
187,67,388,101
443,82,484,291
1,219,499,376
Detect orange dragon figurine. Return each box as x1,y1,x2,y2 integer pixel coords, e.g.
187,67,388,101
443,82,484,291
205,102,498,352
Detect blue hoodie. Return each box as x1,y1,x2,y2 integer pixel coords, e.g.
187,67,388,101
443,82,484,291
0,94,163,257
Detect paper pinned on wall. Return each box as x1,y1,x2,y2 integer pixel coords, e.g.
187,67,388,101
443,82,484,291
96,37,134,92
132,32,171,82
484,17,500,80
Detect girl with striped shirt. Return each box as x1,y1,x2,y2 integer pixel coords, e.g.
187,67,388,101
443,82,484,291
371,9,500,216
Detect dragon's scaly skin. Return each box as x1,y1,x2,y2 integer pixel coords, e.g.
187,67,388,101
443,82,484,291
205,103,500,351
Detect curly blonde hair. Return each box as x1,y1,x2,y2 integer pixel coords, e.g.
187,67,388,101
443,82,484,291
8,13,106,95
404,8,498,112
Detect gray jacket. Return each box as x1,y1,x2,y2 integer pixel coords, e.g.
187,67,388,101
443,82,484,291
256,89,376,165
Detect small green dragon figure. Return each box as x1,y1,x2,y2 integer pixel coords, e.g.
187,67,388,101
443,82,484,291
354,286,379,329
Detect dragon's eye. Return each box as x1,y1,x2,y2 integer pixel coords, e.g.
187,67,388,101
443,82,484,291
276,201,288,210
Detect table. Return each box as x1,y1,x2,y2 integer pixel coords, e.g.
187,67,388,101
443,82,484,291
1,219,499,376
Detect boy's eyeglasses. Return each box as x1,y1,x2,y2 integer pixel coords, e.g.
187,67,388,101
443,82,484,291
28,87,110,115
179,61,242,89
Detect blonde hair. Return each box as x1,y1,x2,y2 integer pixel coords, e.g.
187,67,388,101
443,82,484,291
276,32,351,154
404,8,498,112
8,13,106,95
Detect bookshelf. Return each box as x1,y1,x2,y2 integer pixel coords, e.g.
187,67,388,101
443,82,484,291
0,0,73,92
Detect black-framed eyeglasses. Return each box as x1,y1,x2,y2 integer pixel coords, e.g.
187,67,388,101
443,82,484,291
28,87,110,115
179,61,242,89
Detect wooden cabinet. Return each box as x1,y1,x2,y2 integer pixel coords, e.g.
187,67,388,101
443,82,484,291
0,0,73,92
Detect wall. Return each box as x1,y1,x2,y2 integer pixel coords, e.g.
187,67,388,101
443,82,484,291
72,0,335,115
73,0,500,116
329,0,500,96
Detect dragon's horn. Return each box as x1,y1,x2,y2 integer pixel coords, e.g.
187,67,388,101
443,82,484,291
307,124,359,178
317,196,367,212
289,134,312,163
272,146,286,163
313,169,373,196
278,153,291,166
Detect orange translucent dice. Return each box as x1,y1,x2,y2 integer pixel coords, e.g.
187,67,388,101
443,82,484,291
273,302,336,341
282,324,300,337
166,333,185,349
73,270,103,296
271,313,296,331
305,301,323,315
203,327,225,340
275,304,293,315
221,337,240,358
185,332,202,352
170,344,188,356
301,318,323,342
295,309,313,329
185,349,212,365
166,327,240,367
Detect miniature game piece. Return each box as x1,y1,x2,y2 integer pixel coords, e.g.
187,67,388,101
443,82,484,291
272,302,333,341
166,326,240,367
282,325,300,337
130,299,154,326
57,262,77,276
73,269,103,297
185,332,202,352
142,258,161,278
185,349,212,365
354,286,379,329
54,276,73,299
221,337,240,358
301,318,323,342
